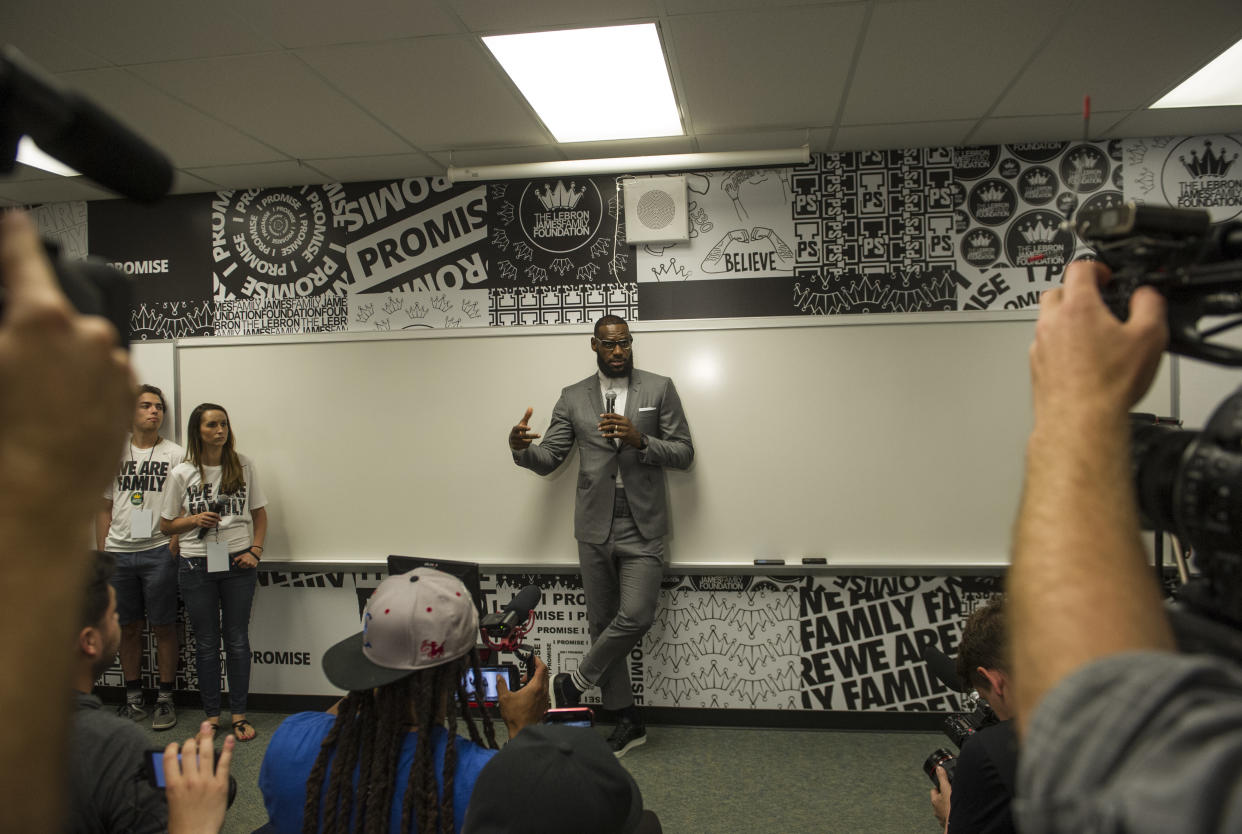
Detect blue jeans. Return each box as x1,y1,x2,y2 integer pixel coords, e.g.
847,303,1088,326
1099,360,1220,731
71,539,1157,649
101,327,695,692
178,557,257,716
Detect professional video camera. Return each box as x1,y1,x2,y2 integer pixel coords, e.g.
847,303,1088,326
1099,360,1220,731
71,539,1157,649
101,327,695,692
919,645,999,787
1075,202,1242,658
1,45,174,344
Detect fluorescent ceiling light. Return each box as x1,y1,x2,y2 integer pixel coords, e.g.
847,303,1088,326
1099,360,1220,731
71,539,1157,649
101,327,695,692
1152,37,1242,108
484,23,683,143
16,136,80,177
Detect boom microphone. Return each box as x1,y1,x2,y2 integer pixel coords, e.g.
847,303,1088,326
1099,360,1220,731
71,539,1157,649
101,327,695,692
481,585,541,638
1,46,173,202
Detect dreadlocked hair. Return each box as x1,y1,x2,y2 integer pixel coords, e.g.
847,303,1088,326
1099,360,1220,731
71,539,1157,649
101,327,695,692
302,648,499,834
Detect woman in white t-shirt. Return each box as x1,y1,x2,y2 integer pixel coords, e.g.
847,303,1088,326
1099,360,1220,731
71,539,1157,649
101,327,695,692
160,402,268,742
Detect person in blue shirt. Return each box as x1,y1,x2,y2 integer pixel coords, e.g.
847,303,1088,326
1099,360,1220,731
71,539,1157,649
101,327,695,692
259,568,549,834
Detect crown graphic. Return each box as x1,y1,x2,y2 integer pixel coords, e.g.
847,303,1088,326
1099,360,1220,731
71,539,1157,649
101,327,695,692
978,184,1006,202
1069,150,1099,172
535,180,586,211
969,231,993,247
1021,218,1058,243
1180,140,1238,178
1026,170,1050,186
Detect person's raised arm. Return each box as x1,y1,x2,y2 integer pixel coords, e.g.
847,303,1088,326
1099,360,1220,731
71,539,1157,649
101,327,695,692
0,210,134,831
1009,261,1176,735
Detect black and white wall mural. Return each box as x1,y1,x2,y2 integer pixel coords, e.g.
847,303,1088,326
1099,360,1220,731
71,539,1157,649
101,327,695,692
27,132,1237,339
100,569,1000,715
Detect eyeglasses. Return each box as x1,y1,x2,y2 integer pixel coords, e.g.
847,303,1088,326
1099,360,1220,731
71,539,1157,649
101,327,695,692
597,337,633,350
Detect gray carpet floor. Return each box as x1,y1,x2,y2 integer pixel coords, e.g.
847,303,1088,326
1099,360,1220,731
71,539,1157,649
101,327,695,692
135,707,946,833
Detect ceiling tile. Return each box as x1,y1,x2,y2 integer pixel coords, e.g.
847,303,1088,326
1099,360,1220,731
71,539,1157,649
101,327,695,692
168,171,221,195
669,5,868,133
834,121,976,152
302,153,446,182
1106,106,1242,139
36,0,278,64
967,112,1128,145
695,130,812,152
1,5,112,72
666,0,856,14
183,161,334,190
0,177,117,204
448,0,660,32
222,0,463,48
994,0,1242,116
131,53,413,159
844,0,1071,124
298,38,550,148
58,68,288,168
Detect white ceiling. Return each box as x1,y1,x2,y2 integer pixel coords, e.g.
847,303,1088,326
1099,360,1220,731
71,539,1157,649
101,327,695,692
4,0,1242,205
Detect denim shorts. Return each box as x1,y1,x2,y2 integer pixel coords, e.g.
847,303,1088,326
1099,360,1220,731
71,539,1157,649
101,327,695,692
109,543,179,626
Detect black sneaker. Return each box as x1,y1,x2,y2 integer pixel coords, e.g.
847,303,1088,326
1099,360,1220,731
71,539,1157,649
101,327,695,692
607,717,646,758
552,673,582,708
117,701,147,722
152,700,177,731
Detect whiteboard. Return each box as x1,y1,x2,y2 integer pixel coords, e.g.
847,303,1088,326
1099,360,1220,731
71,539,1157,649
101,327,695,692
175,316,1172,568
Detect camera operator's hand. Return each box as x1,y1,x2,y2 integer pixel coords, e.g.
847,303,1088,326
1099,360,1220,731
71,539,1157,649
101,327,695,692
0,209,133,832
1029,260,1167,431
0,210,133,515
929,766,951,833
165,721,235,834
496,654,550,738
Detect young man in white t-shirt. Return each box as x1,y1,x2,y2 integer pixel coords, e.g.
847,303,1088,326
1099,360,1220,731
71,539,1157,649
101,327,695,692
95,385,185,730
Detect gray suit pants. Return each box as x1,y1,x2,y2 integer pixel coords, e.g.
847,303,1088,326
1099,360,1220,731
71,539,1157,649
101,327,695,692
576,493,664,711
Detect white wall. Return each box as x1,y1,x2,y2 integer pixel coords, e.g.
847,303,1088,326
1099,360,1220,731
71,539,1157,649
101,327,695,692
173,314,1174,569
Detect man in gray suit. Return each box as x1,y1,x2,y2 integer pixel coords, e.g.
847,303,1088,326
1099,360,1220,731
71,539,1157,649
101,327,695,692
509,315,693,756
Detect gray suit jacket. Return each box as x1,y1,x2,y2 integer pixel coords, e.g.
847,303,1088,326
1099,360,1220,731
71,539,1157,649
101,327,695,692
514,368,693,544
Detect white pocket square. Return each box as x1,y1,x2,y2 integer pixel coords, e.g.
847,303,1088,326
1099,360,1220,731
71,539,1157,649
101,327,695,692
639,406,657,412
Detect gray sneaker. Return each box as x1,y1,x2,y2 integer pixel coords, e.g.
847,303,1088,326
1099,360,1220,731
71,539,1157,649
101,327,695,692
152,700,177,731
117,701,147,722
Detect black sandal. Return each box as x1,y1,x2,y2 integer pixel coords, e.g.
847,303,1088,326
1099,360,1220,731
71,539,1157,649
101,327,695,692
231,718,257,742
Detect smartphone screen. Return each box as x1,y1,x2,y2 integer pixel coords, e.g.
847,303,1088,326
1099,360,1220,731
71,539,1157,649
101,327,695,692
146,749,221,788
461,665,516,704
149,752,168,788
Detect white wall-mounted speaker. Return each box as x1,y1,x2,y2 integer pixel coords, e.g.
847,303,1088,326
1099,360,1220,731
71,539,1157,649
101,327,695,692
623,175,689,245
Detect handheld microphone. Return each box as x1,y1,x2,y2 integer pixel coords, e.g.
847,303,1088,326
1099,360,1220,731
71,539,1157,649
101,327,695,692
195,500,226,540
481,585,541,638
605,390,617,415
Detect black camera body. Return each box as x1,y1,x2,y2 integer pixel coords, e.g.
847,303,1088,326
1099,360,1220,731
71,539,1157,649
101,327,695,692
921,691,999,787
1076,202,1242,652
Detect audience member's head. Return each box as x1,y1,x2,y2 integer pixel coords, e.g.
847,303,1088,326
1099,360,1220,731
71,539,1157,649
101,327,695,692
955,595,1013,719
311,568,498,833
463,724,647,834
77,551,120,683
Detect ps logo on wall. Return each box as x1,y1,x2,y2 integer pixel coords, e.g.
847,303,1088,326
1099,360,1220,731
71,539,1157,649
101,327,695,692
211,186,349,301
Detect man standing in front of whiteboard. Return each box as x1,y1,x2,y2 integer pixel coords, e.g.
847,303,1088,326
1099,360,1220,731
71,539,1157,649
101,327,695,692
96,385,185,730
509,315,693,757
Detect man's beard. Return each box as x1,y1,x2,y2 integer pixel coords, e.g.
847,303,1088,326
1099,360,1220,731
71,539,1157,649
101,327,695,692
597,352,633,378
